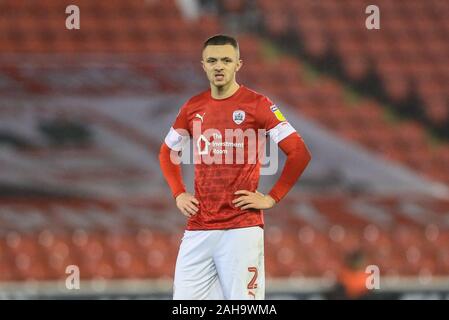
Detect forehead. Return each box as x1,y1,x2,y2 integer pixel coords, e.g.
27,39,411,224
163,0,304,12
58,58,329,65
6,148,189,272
202,44,239,59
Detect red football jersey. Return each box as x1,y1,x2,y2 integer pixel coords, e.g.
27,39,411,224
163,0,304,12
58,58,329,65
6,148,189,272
164,85,296,230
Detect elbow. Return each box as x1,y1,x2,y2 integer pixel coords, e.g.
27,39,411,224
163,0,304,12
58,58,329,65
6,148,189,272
292,138,312,165
159,143,181,165
304,146,312,164
158,144,165,162
298,136,312,165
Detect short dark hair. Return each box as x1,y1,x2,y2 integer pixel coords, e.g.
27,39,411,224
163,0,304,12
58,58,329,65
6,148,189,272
203,34,239,52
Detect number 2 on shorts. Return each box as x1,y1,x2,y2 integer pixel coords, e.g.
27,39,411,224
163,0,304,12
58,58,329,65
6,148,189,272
247,267,258,289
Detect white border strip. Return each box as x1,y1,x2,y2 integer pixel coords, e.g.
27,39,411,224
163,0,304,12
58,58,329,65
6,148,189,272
1,276,449,297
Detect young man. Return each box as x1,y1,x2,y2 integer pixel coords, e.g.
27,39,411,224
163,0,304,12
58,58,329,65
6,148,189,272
159,34,311,300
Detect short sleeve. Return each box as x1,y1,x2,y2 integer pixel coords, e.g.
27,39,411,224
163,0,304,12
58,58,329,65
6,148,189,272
256,96,297,144
172,102,189,131
164,102,190,151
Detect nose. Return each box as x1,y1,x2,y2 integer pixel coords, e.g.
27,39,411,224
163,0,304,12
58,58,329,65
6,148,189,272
214,62,224,71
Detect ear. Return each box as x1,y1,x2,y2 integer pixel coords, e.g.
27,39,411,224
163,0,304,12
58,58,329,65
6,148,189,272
236,59,243,72
201,60,206,73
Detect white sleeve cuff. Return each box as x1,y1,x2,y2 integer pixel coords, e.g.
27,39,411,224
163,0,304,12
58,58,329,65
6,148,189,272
268,122,296,144
164,127,189,151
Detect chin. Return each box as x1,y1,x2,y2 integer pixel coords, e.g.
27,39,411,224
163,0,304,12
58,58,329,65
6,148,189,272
213,80,227,87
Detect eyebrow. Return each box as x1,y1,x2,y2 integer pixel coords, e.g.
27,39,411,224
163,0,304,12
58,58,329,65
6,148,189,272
206,57,233,61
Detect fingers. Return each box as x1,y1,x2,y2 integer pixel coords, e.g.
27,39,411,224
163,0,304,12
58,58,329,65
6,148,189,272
183,205,197,216
233,191,258,210
185,196,199,212
233,198,251,208
232,196,247,204
184,195,199,209
233,196,256,210
179,207,192,218
241,203,256,210
177,196,199,217
234,190,251,196
185,202,198,213
190,197,200,206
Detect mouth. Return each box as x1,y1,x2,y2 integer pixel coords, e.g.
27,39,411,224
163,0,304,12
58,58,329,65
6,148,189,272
214,74,224,81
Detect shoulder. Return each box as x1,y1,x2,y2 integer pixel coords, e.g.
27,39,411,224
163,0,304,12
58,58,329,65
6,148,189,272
241,86,273,107
182,89,210,108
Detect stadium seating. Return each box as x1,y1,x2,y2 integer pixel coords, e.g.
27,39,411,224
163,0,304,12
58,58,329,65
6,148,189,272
1,194,449,280
253,0,449,132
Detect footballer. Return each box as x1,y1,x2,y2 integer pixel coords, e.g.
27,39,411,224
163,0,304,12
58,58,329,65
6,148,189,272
159,34,311,300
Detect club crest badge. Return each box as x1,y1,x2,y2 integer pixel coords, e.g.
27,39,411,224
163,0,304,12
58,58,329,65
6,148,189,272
233,110,245,125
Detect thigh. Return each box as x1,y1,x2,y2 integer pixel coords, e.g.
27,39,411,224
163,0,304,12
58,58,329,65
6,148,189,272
173,230,224,300
214,226,265,300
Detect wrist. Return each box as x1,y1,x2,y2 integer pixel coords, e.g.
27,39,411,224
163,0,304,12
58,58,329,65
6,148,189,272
267,191,279,204
174,190,186,200
265,194,277,207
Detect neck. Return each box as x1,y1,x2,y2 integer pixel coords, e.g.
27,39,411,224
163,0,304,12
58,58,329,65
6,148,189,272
211,80,240,100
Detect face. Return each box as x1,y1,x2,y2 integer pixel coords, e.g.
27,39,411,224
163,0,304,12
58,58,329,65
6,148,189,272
202,44,242,88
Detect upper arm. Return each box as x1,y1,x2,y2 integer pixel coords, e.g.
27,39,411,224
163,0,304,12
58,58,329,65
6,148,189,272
164,102,191,151
255,96,297,144
278,132,310,158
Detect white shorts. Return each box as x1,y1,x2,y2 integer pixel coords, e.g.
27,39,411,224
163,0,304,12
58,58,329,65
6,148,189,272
173,226,265,300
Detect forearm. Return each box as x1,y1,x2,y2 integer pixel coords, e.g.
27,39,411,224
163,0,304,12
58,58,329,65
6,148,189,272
268,133,311,202
158,143,186,198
